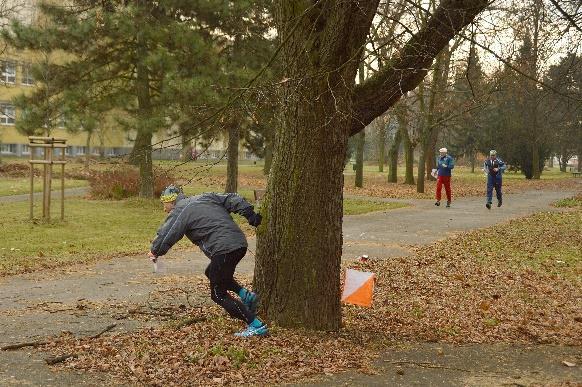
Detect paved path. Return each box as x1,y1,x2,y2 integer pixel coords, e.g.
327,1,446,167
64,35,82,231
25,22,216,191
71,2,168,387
0,187,88,203
0,187,580,386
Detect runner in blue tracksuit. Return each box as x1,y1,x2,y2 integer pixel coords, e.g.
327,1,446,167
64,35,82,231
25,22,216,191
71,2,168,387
483,150,506,209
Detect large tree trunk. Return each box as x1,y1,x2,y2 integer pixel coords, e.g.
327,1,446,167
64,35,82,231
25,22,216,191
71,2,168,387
255,0,488,331
225,121,240,193
354,130,365,187
387,128,401,183
255,1,378,331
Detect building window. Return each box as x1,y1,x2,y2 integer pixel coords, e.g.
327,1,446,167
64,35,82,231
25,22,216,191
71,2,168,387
21,64,34,86
0,103,15,125
1,61,16,84
21,144,30,154
0,143,17,154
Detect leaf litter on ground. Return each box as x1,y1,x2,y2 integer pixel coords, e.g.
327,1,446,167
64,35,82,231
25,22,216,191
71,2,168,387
41,207,581,385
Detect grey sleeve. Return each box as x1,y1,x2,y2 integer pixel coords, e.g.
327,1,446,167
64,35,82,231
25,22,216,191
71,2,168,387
205,192,253,215
150,208,187,257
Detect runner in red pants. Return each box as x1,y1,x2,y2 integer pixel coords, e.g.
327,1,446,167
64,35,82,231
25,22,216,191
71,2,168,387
434,147,455,208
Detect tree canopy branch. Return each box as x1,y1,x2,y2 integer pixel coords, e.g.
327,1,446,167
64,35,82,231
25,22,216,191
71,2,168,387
350,0,490,136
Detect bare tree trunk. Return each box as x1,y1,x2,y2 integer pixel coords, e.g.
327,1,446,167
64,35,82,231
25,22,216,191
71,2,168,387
84,131,92,169
532,143,541,179
470,150,476,173
181,132,192,161
135,27,154,198
395,104,415,185
225,121,239,193
425,129,438,180
387,128,401,183
417,143,427,193
355,131,365,188
377,122,386,172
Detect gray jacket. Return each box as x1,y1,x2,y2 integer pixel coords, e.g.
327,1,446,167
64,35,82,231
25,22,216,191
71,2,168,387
150,192,253,258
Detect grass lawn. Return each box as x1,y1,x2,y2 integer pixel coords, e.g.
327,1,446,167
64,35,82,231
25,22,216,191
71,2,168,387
0,196,406,275
0,177,88,196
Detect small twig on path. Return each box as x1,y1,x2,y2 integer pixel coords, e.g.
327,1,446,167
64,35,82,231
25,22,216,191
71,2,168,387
90,323,117,339
385,360,472,372
1,341,48,351
45,353,78,365
2,322,117,352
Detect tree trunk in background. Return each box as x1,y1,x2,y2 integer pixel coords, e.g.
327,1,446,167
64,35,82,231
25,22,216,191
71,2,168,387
417,144,427,193
425,129,438,180
532,143,541,179
255,0,488,330
387,128,401,183
85,131,92,169
395,104,415,185
135,27,154,198
355,130,365,187
133,128,153,198
225,121,240,193
181,132,192,161
470,150,476,173
377,122,386,172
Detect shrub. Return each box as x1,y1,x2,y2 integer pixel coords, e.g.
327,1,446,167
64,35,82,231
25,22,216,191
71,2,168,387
88,166,174,200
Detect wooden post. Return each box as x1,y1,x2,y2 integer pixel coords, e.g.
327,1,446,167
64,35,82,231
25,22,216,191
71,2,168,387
46,145,52,221
61,147,65,220
42,146,48,219
29,137,67,221
29,146,34,220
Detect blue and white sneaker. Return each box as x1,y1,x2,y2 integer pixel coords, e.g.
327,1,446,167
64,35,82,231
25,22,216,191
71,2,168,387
234,324,269,338
239,289,259,314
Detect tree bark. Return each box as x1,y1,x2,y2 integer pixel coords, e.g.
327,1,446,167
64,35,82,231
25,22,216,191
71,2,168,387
255,0,487,331
85,131,92,169
135,27,154,198
181,132,192,161
387,128,401,183
355,130,365,187
377,121,386,172
395,102,415,185
263,136,273,175
225,120,240,193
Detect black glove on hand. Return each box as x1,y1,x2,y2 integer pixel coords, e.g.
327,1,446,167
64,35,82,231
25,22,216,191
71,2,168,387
248,212,262,227
241,207,262,227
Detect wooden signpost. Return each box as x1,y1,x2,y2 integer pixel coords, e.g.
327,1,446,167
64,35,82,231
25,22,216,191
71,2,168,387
28,136,67,221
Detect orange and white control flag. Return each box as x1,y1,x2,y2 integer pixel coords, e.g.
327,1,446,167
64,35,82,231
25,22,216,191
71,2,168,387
341,268,375,307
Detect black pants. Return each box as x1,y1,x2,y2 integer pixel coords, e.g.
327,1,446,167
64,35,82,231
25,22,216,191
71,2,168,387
205,247,254,324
